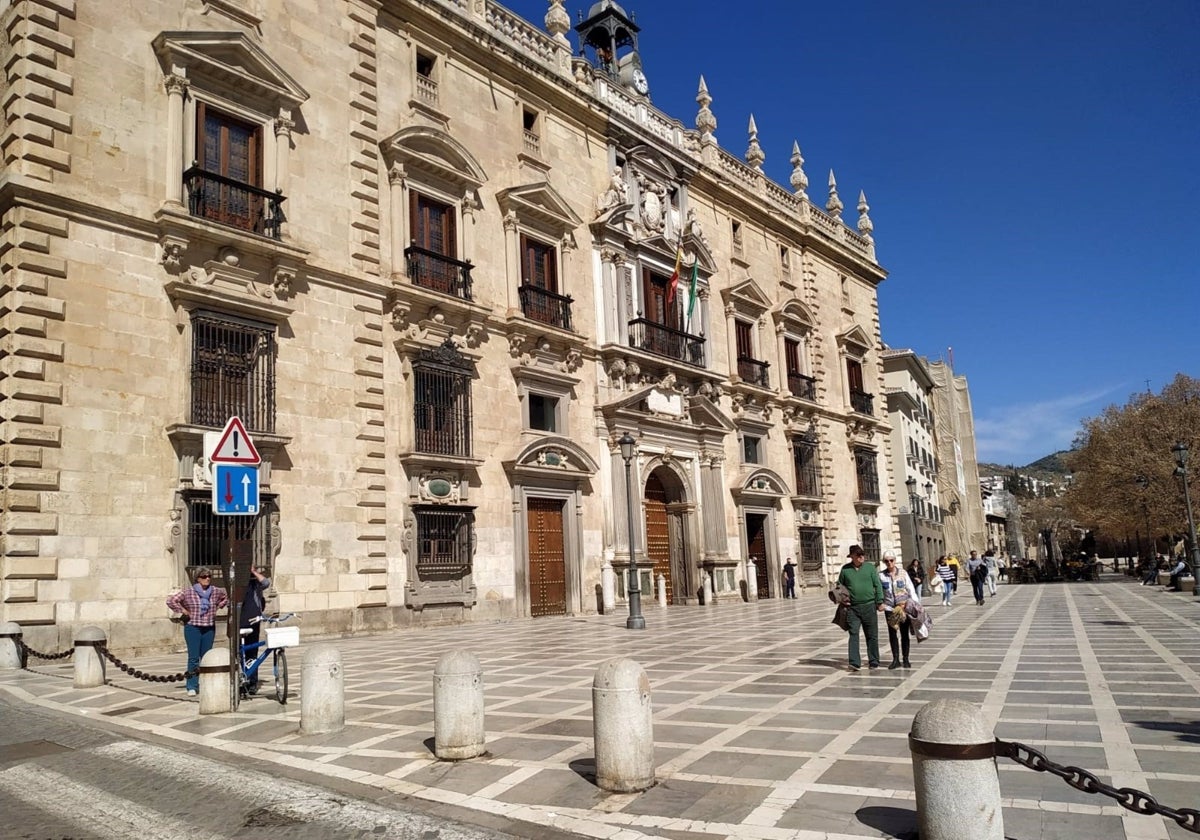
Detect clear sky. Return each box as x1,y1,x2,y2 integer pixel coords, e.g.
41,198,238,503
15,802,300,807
505,0,1199,467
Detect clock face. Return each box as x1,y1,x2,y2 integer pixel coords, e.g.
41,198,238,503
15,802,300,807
632,68,649,95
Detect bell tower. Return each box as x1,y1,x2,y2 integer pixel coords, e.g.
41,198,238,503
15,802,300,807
575,1,649,97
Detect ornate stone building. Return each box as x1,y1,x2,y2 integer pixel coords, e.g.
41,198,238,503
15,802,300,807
1,0,898,651
928,361,988,557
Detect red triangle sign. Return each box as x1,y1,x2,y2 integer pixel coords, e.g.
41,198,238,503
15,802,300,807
210,416,261,464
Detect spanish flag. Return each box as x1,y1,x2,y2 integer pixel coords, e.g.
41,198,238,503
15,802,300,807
666,246,683,305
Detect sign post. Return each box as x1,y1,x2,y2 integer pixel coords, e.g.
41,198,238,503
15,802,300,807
210,417,261,710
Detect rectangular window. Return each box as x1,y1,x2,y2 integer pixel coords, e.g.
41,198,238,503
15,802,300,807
415,507,473,579
855,447,880,502
520,234,557,292
798,528,824,574
414,365,472,457
522,108,540,155
528,393,558,432
190,312,276,433
408,192,466,297
861,529,881,565
411,192,456,258
742,434,761,464
642,268,679,330
735,320,753,359
189,103,270,235
185,495,277,585
792,438,821,497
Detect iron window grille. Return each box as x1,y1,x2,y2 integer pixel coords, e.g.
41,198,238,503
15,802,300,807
184,494,277,585
798,528,824,574
854,447,881,502
190,312,276,432
793,438,822,497
412,341,475,457
414,506,474,580
861,529,881,565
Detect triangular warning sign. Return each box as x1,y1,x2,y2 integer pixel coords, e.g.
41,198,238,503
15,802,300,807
210,416,261,464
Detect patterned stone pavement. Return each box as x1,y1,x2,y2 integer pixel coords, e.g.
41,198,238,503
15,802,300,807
3,573,1199,840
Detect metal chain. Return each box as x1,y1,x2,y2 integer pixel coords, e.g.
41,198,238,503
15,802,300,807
96,644,196,683
16,639,73,661
997,739,1200,833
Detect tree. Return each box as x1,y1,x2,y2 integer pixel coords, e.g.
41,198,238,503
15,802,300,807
1064,374,1200,556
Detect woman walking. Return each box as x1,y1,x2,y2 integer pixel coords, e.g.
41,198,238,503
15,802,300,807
907,556,926,598
934,556,955,607
881,552,919,669
166,568,229,697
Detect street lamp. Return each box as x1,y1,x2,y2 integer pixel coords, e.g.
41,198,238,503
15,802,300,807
1136,475,1153,563
1171,442,1200,599
619,433,645,629
905,477,923,573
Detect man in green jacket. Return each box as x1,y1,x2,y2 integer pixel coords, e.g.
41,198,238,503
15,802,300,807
837,544,885,671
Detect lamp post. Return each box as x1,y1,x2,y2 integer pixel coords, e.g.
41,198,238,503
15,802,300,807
905,477,922,573
924,481,934,563
1136,475,1154,564
619,433,645,629
1171,442,1200,599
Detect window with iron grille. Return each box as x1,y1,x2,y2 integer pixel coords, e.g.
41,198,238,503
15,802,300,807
860,529,881,565
415,507,474,579
854,447,880,502
412,341,474,457
191,312,276,432
792,437,821,497
184,494,277,585
798,528,824,573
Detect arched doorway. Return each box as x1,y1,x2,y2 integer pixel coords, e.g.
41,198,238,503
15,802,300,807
644,468,691,604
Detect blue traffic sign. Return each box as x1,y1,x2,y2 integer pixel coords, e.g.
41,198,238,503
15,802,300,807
212,464,260,515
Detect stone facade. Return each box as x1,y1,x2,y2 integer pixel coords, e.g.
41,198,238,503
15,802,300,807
0,0,898,652
927,361,987,557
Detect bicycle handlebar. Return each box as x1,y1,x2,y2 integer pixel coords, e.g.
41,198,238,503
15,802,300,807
248,612,299,625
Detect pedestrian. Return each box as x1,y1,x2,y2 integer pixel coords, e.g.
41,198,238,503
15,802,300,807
983,550,998,597
239,566,272,692
166,568,229,697
1141,555,1162,585
880,552,919,669
782,557,797,598
836,544,884,671
934,556,955,606
1168,557,1188,591
906,556,926,598
966,550,987,605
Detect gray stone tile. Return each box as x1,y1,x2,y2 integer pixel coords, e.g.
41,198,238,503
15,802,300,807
726,728,838,752
621,777,771,823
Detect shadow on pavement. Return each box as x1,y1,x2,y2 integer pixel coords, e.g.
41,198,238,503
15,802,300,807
855,805,916,839
1129,720,1200,745
796,658,847,669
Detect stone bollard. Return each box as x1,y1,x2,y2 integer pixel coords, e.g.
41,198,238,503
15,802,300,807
1181,577,1196,594
745,559,758,601
0,622,23,670
910,698,1004,840
73,626,107,688
1158,571,1170,587
593,658,654,792
433,650,485,760
601,558,616,613
656,574,667,607
301,644,345,735
198,647,232,715
702,572,714,606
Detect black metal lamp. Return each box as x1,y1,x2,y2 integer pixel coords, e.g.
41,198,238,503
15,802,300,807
619,433,646,629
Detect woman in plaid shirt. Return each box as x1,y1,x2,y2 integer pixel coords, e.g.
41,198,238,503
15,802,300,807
166,568,229,696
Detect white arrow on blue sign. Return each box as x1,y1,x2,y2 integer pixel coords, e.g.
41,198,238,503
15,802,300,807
212,464,260,516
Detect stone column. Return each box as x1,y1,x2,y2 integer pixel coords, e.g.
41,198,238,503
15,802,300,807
699,451,730,561
301,644,345,734
163,73,188,206
503,210,520,312
388,164,406,278
724,302,737,379
274,110,293,194
593,658,654,792
433,651,485,760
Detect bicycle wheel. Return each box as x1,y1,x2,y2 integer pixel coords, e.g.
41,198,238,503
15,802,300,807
273,648,288,704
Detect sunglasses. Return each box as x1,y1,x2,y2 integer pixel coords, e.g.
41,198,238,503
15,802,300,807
197,574,210,579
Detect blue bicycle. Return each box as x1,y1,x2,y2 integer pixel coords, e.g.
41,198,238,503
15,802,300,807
238,612,298,704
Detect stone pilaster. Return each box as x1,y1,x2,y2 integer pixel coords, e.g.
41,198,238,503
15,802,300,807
353,301,388,607
698,450,729,561
347,0,382,275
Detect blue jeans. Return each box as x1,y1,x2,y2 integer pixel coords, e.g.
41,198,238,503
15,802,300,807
183,624,216,692
940,580,952,605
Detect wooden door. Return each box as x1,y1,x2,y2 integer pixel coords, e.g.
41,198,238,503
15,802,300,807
746,513,770,598
527,498,566,617
643,474,674,603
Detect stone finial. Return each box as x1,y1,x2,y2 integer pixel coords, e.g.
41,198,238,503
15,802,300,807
695,76,717,141
789,140,808,198
826,170,843,219
857,190,873,238
545,0,571,50
746,114,765,172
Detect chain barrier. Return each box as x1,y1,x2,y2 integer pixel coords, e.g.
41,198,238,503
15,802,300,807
997,739,1200,834
15,638,73,661
95,643,196,683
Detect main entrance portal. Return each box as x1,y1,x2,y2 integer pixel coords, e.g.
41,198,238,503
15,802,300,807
746,512,771,598
527,497,566,617
643,473,675,604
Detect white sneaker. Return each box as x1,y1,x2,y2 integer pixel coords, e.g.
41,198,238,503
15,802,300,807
187,689,197,697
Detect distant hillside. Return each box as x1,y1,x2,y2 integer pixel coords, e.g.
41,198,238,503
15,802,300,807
980,450,1072,480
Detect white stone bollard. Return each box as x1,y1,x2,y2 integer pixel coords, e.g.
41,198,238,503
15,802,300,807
198,647,232,714
593,658,654,792
656,574,667,607
702,572,714,606
0,622,23,670
601,558,616,613
73,626,106,688
745,559,758,601
433,650,485,760
301,644,345,734
910,698,1004,840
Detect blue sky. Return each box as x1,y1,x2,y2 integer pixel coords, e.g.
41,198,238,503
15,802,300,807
505,0,1199,466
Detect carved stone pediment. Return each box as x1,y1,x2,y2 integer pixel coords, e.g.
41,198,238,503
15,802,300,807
381,126,487,192
164,246,296,323
721,278,773,316
504,436,599,481
497,182,582,232
390,289,489,353
837,324,873,354
732,467,789,502
152,31,308,110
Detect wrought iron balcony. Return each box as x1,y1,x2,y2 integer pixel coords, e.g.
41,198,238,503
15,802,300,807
850,389,874,416
405,245,474,301
737,356,770,388
518,283,573,331
628,318,705,366
183,166,285,240
787,372,817,401
857,475,881,502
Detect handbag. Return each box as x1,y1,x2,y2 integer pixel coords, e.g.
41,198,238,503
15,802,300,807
930,576,944,593
915,620,930,641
